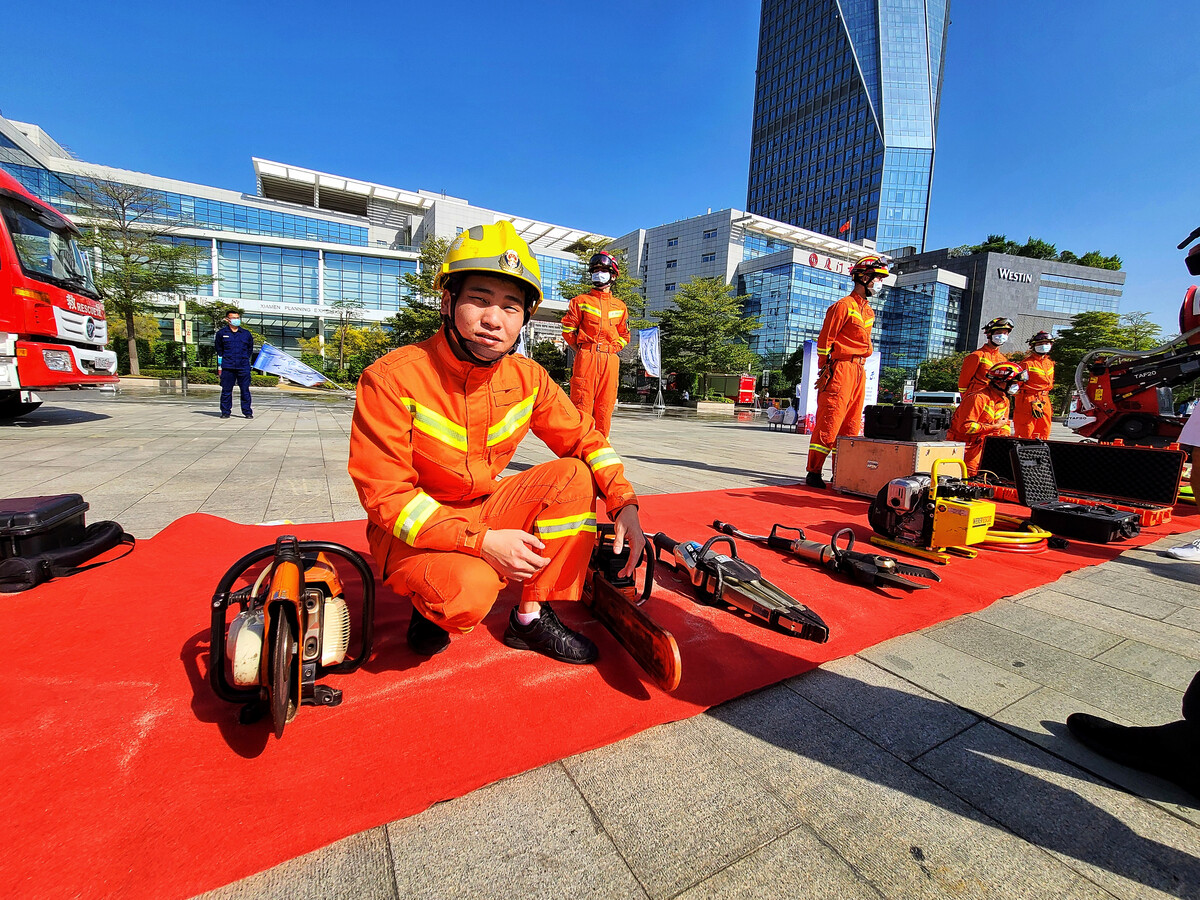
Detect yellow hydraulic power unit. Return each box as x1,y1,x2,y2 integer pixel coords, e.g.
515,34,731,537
867,458,997,564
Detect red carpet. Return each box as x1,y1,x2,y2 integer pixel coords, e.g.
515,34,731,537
2,485,1197,900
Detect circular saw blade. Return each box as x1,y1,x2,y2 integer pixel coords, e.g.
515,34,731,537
269,604,297,739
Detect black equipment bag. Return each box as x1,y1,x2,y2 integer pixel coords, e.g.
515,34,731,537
0,495,134,593
863,404,952,442
1010,443,1140,543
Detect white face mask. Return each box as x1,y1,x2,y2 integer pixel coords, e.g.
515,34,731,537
1034,344,1051,354
1006,383,1021,395
591,271,611,286
990,332,1009,346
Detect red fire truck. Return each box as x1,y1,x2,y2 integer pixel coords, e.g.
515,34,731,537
0,169,117,418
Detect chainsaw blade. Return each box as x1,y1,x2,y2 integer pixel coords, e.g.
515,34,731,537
894,563,942,582
269,604,297,739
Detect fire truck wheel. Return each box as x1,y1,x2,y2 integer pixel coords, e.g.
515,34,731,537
0,393,42,419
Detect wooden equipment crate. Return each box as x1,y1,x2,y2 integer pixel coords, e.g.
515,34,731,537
832,437,966,499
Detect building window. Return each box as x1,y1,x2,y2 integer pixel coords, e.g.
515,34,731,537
667,237,679,247
666,259,677,269
703,229,718,239
701,252,716,263
665,283,676,292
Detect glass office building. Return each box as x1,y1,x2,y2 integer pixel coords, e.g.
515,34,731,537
746,0,951,253
877,270,963,370
0,116,598,358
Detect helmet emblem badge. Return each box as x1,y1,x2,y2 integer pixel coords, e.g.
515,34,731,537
499,249,521,271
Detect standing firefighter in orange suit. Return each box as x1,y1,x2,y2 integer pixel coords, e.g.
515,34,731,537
349,222,646,664
805,254,889,489
562,251,630,437
959,317,1014,395
947,361,1026,474
1014,331,1056,439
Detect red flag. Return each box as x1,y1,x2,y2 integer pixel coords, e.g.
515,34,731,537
838,219,852,234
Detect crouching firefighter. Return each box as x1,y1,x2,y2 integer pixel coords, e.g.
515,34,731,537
806,254,889,489
1014,331,1056,439
349,222,646,664
947,361,1026,474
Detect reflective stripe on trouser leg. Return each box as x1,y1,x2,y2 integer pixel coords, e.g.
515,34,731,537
808,362,865,473
368,458,598,632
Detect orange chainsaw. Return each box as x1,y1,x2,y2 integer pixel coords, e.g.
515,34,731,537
581,523,681,692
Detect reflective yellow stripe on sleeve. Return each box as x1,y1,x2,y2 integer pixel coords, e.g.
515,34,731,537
579,302,601,317
487,392,537,446
562,326,578,334
393,491,441,545
534,511,597,541
585,446,621,473
401,398,468,453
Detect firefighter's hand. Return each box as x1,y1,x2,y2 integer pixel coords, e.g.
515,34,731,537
612,505,646,579
816,361,833,392
481,529,550,582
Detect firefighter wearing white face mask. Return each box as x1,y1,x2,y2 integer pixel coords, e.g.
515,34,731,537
1014,330,1056,439
959,317,1014,396
562,251,630,437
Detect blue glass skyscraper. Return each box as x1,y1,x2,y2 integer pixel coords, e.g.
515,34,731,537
746,0,950,253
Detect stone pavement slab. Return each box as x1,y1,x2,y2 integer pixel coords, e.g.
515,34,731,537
2,394,1196,900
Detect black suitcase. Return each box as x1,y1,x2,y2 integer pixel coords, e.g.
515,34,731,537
863,404,952,442
1010,444,1140,543
0,494,88,559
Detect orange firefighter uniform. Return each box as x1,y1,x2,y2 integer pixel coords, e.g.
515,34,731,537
806,292,875,475
1014,354,1055,439
349,328,638,634
946,389,1013,474
562,288,630,437
958,343,1008,395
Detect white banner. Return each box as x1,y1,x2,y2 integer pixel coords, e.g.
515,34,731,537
796,339,820,419
638,326,661,378
253,343,327,387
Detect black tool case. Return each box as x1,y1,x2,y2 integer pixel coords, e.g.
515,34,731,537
1010,444,1140,543
979,437,1185,505
863,404,952,442
0,495,89,559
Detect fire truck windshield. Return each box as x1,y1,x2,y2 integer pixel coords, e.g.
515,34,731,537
1,197,97,295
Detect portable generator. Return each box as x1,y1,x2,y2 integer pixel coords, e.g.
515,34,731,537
867,458,997,564
209,535,375,738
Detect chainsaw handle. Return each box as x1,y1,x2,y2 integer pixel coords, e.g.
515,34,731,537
653,532,678,558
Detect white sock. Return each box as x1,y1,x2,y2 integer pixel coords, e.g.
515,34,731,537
515,608,541,626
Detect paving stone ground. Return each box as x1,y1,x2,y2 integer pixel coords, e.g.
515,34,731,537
3,387,1197,900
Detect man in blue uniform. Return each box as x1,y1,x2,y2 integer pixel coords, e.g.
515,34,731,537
214,309,255,419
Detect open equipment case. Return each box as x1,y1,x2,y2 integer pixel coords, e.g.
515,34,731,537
1010,443,1141,543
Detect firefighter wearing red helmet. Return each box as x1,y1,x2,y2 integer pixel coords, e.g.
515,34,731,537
562,250,630,437
958,316,1014,396
947,361,1025,474
1014,331,1056,439
805,254,888,489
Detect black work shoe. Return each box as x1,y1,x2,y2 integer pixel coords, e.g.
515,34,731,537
503,602,598,664
805,471,827,489
245,413,254,419
407,606,450,657
220,413,230,419
1067,713,1200,797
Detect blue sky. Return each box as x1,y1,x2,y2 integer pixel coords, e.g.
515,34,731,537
4,0,1197,334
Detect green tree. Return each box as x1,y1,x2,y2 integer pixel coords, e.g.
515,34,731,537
970,234,1021,255
782,346,805,389
1020,237,1058,260
878,365,906,401
327,298,365,373
530,340,567,382
107,312,163,344
915,351,969,392
1077,250,1123,271
659,277,760,396
385,235,447,347
79,179,213,375
1050,311,1128,379
558,238,648,328
1057,249,1079,264
1121,310,1162,351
